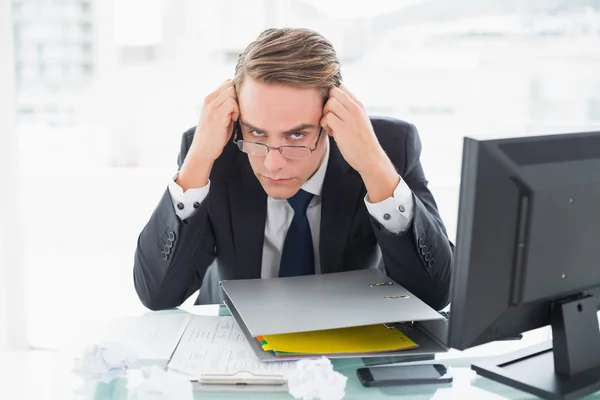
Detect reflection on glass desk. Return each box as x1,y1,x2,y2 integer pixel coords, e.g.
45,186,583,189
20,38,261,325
48,305,600,400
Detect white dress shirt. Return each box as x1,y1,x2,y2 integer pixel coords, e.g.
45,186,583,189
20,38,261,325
167,137,415,277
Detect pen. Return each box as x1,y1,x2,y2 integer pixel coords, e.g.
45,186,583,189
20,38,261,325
197,371,287,386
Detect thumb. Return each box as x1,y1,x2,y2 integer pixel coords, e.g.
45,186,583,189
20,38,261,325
320,116,333,137
231,110,240,124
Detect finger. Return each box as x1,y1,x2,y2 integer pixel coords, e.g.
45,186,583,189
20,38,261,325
231,104,240,124
330,86,362,113
204,79,234,105
338,83,364,109
323,97,350,123
320,112,343,137
218,97,240,123
212,85,237,109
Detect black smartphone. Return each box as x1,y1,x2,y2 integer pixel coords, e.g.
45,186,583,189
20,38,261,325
357,364,452,387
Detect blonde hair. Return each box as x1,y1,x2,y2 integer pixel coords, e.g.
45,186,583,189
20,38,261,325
234,28,342,100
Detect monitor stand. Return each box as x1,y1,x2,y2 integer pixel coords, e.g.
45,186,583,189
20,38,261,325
471,294,600,400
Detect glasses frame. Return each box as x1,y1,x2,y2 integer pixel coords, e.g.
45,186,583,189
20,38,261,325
232,120,323,160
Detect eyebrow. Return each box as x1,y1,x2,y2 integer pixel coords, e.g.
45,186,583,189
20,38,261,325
239,120,317,135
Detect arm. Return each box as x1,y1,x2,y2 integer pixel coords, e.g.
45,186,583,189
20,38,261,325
134,80,239,310
133,130,217,310
321,85,452,310
369,124,453,311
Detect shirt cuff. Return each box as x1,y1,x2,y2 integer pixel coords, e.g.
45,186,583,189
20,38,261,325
364,178,415,234
167,174,210,220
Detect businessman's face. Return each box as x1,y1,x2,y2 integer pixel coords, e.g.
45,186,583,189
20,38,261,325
237,77,327,200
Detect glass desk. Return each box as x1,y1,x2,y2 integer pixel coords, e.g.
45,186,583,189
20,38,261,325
47,305,600,399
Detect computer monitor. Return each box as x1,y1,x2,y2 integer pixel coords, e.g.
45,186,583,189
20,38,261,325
448,131,600,400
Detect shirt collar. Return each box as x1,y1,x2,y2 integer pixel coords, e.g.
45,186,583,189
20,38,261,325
301,135,329,197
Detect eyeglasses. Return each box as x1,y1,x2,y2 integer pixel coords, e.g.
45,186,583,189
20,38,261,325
232,120,323,160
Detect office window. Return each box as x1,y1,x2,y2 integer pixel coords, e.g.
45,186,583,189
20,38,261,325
13,0,94,127
12,0,600,349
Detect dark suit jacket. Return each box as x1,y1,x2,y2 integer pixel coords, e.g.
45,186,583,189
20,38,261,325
134,116,453,311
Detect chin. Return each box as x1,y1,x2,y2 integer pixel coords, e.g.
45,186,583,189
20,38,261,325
261,183,300,200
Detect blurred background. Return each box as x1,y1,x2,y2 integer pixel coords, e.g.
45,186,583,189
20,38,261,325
2,0,600,352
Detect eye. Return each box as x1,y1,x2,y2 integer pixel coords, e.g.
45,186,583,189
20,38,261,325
288,132,306,140
249,130,265,138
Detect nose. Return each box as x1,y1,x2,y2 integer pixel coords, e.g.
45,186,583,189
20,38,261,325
263,147,287,172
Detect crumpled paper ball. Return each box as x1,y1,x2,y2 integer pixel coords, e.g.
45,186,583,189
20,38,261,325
127,365,193,400
287,356,348,400
72,341,138,383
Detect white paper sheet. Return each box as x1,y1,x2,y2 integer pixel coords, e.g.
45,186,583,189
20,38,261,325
127,366,194,400
92,314,191,360
167,315,297,378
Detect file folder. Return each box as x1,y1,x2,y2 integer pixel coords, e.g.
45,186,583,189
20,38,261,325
258,323,419,355
220,269,450,361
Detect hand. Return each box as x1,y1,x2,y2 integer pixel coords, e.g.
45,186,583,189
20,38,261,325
189,79,240,163
321,84,400,203
320,84,384,175
178,80,239,191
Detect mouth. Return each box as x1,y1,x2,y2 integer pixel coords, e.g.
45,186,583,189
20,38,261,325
262,176,294,184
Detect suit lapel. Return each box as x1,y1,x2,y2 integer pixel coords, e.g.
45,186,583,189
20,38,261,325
228,156,267,280
319,140,364,274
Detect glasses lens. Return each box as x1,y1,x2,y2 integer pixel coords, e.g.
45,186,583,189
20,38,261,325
239,141,268,156
281,146,311,160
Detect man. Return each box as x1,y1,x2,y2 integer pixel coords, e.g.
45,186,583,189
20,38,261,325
134,28,453,312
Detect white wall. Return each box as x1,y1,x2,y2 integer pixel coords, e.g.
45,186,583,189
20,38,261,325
0,0,27,350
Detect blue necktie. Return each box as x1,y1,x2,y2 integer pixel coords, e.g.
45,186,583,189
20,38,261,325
279,189,315,277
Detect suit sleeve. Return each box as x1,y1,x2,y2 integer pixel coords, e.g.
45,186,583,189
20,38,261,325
133,130,217,310
371,124,453,311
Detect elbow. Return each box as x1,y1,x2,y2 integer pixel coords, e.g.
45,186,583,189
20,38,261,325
139,294,162,311
135,282,179,311
430,246,453,311
431,285,451,311
422,279,450,312
142,297,176,312
133,259,179,311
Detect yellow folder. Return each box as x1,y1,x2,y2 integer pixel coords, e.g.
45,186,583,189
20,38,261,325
258,324,418,354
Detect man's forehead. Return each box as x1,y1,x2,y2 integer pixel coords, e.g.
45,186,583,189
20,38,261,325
237,80,323,115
